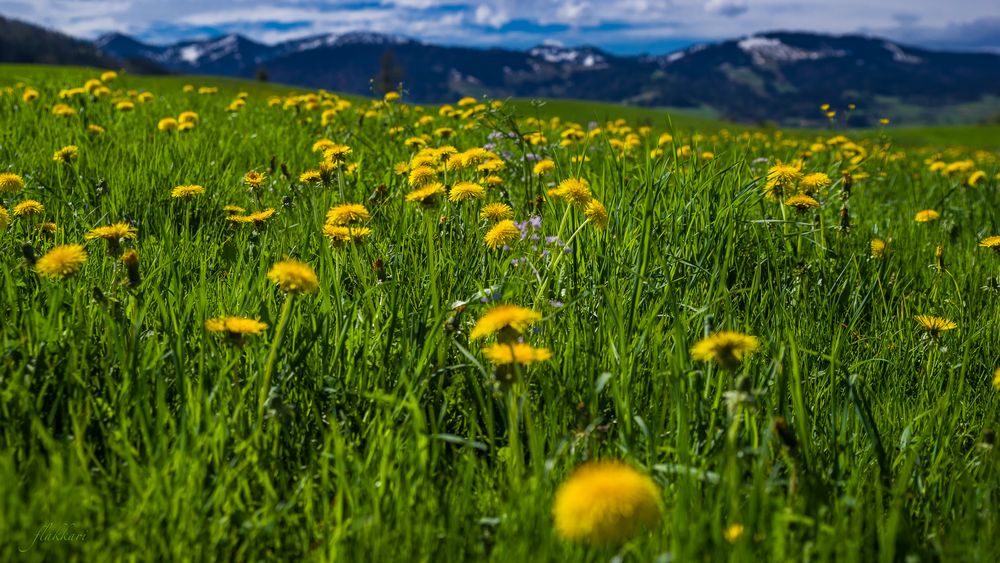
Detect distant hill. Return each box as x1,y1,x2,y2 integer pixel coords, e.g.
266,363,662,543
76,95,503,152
6,12,998,126
91,29,1000,126
0,16,165,74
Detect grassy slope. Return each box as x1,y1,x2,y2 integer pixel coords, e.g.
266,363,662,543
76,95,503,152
1,64,999,562
4,64,998,149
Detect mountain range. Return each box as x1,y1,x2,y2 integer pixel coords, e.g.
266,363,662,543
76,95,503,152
3,14,999,126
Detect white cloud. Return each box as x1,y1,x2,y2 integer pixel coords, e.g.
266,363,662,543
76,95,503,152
705,0,748,17
3,0,999,53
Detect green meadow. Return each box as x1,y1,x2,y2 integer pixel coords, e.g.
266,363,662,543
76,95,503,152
1,64,999,561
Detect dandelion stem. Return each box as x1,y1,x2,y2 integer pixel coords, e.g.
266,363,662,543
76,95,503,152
259,294,295,424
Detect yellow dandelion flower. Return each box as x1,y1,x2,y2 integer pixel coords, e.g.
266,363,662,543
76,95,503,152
178,111,199,124
448,181,486,202
871,238,887,258
36,221,57,235
484,219,520,250
799,172,831,194
690,330,760,369
533,159,556,175
480,202,514,222
405,182,446,205
552,178,593,207
0,206,9,230
764,162,801,200
0,172,25,193
87,124,105,135
914,209,940,222
968,170,986,187
299,170,322,184
584,199,609,229
205,316,268,344
232,208,276,225
384,91,401,102
914,315,956,337
51,103,77,117
993,368,1000,391
724,524,745,544
35,244,88,279
243,170,266,189
171,185,204,199
53,145,78,163
784,194,820,211
470,304,542,340
13,199,44,217
22,88,39,102
322,224,372,244
267,259,319,294
325,203,370,225
408,165,437,187
115,100,134,111
481,342,552,365
979,236,1000,251
84,222,137,241
553,461,661,546
323,144,352,163
157,117,178,131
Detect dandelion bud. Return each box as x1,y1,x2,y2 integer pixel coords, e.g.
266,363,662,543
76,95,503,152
269,155,276,174
839,204,850,232
21,243,36,267
122,249,141,288
935,244,945,272
842,173,852,199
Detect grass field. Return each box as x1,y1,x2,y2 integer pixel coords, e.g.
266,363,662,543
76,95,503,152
1,64,999,561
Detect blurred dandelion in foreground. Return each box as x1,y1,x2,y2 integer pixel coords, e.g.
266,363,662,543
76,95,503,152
552,461,660,546
35,244,87,279
993,368,1000,391
481,342,552,365
0,206,8,230
0,172,24,193
267,259,319,294
914,315,956,338
484,220,520,250
469,304,542,343
205,316,268,345
914,209,940,222
690,330,760,370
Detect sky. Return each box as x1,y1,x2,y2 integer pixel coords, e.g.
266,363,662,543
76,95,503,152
4,0,1000,54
